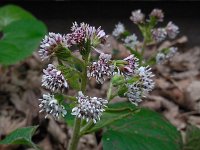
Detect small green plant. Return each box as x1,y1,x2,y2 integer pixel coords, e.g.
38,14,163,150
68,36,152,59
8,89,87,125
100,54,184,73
0,8,183,150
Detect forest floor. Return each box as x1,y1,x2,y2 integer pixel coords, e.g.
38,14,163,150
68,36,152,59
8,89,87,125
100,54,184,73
0,34,200,150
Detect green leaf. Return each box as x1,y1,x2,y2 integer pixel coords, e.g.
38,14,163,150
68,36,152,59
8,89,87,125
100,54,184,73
0,19,47,65
58,65,81,90
102,102,183,150
184,125,200,150
63,103,75,127
0,126,40,150
0,5,35,31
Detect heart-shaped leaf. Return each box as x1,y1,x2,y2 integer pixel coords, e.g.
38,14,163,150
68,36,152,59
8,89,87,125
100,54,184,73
102,102,183,150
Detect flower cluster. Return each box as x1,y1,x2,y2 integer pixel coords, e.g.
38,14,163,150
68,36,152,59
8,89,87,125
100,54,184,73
112,22,125,38
152,22,179,42
152,28,167,42
39,93,67,119
150,8,164,22
39,32,68,60
122,55,139,76
125,66,155,105
72,91,108,123
42,64,68,92
87,53,114,84
67,22,107,47
156,47,178,64
124,34,139,49
130,9,145,24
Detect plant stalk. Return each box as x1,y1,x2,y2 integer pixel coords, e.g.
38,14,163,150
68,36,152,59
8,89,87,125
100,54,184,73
68,56,88,150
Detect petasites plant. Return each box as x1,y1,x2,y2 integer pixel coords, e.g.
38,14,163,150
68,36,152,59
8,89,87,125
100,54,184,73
0,9,183,150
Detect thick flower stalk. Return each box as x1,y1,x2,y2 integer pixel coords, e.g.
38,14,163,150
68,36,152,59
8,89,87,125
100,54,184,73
87,53,114,84
39,93,67,119
42,64,68,92
39,32,68,60
72,91,108,123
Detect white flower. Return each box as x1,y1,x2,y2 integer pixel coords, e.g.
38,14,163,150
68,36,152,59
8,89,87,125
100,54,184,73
126,83,143,106
166,22,179,39
152,28,167,42
125,66,155,106
72,91,108,123
156,52,166,64
87,53,114,84
166,47,178,59
39,93,67,119
130,9,145,24
138,66,155,93
112,22,125,37
42,64,68,92
123,54,139,76
150,8,164,22
67,22,107,47
124,34,138,49
39,32,68,60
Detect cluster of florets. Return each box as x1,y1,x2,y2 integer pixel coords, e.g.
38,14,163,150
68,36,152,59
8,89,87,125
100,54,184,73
156,47,178,64
130,9,145,24
38,22,110,122
87,53,114,84
122,55,139,76
42,64,68,92
72,91,108,123
124,34,139,49
39,93,67,119
39,32,68,60
128,8,179,43
66,22,107,47
112,22,125,38
122,56,155,105
152,22,179,42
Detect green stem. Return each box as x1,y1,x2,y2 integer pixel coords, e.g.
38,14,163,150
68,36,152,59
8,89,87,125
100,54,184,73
68,117,81,150
68,55,89,150
80,120,94,136
107,81,113,101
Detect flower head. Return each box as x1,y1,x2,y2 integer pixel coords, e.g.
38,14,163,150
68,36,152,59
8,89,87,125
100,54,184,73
39,93,67,119
166,47,178,59
122,55,139,76
137,66,155,93
126,83,143,106
156,52,166,64
130,9,145,24
124,34,139,49
67,22,107,47
125,66,155,106
112,22,125,37
42,64,68,92
87,53,114,84
39,32,67,60
150,8,164,22
152,28,167,42
72,91,108,123
166,21,179,39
